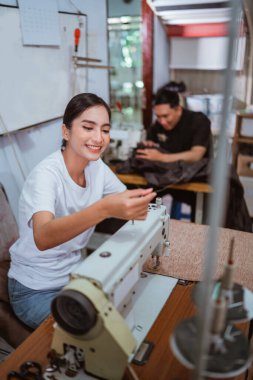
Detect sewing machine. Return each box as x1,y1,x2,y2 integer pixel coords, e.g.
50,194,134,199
50,200,176,380
106,124,146,161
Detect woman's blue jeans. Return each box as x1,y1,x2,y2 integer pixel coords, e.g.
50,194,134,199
8,278,62,329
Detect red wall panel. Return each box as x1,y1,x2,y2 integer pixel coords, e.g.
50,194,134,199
166,23,229,38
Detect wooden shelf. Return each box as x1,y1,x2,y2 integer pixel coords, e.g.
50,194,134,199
232,112,253,168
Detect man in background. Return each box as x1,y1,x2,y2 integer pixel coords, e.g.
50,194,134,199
136,87,212,163
136,87,213,220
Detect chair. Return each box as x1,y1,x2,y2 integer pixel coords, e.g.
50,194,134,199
0,184,31,348
170,200,191,220
232,112,253,168
231,112,253,219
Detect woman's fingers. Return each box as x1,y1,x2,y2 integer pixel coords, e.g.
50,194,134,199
103,188,157,220
126,189,156,207
122,190,156,219
126,187,154,198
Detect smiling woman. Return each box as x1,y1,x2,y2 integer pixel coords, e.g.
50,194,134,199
61,93,111,152
7,93,156,331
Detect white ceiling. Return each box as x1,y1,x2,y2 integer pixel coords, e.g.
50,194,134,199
147,0,232,25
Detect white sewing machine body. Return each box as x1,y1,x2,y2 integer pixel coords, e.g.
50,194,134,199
51,203,175,380
72,203,170,320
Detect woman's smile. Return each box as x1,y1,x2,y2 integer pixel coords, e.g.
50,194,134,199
86,144,103,152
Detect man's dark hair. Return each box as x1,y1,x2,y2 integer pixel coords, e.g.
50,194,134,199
62,93,111,149
163,81,186,93
154,87,180,108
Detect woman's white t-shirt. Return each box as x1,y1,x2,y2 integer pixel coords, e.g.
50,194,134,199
8,150,126,290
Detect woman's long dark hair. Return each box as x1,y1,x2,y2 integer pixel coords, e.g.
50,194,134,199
61,93,111,150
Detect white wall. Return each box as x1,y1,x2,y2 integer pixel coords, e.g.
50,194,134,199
153,15,170,93
0,120,61,220
0,0,109,219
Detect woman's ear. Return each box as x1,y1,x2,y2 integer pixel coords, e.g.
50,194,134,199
62,124,70,141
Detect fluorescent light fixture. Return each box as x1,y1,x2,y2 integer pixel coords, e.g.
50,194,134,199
120,16,132,23
157,8,231,18
149,0,229,6
147,0,232,27
147,0,231,22
165,17,230,25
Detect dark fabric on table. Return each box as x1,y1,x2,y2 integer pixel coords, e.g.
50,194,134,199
116,156,252,233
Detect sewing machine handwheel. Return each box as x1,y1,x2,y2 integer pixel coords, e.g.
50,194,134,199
51,289,97,335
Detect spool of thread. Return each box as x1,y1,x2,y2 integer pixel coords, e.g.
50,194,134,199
211,296,226,335
156,197,162,208
221,263,235,290
221,237,235,290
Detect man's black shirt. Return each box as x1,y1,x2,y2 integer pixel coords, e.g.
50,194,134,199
147,109,213,159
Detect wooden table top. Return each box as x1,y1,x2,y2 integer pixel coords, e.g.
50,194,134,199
112,170,212,194
0,284,248,380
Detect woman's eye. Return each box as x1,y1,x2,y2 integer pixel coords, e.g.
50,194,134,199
83,126,93,131
102,129,110,134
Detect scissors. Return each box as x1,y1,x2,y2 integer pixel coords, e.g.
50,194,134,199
7,361,43,380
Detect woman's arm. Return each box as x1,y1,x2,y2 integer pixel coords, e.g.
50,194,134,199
33,188,156,251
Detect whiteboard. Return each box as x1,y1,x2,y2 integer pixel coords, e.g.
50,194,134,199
0,6,87,133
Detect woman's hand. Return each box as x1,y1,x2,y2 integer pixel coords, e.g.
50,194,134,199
101,188,156,220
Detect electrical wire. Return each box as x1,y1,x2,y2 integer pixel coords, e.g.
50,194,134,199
68,0,82,15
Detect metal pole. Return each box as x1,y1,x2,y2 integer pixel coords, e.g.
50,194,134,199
192,1,243,379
